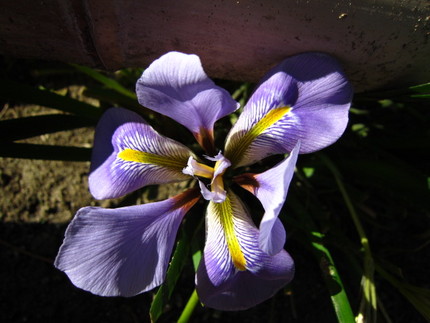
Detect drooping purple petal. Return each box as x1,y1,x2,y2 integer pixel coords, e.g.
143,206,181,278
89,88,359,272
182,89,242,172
55,188,200,297
234,141,300,255
225,52,352,167
197,190,294,310
201,195,236,287
197,248,294,311
89,107,194,199
136,51,239,152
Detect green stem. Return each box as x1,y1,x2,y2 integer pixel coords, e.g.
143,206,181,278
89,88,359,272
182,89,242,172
177,289,199,323
319,154,367,243
289,185,355,323
320,153,377,322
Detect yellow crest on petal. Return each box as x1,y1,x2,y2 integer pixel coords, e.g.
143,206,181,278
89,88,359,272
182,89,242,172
225,106,291,167
118,148,187,170
209,193,247,271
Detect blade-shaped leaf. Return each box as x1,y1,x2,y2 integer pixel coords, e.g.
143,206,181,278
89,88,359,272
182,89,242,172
71,64,136,99
409,82,430,94
0,114,95,142
309,231,356,323
354,82,430,102
288,181,356,323
82,87,141,110
376,264,430,321
410,94,430,98
150,232,190,323
0,79,101,120
0,143,91,161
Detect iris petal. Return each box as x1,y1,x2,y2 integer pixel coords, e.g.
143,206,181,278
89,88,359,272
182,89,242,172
197,190,294,310
197,251,294,311
55,188,200,297
202,196,236,287
89,107,194,199
225,52,352,167
234,141,300,255
209,152,231,180
203,191,267,287
136,51,239,152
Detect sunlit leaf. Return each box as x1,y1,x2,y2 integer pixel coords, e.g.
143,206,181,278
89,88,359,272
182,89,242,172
409,83,430,94
308,231,356,323
302,167,315,178
71,64,136,99
178,289,199,323
82,87,141,110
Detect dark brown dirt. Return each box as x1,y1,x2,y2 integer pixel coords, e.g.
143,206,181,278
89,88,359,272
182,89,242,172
0,101,154,322
0,102,202,323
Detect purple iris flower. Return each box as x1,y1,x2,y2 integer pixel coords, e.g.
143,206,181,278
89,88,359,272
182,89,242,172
55,52,352,310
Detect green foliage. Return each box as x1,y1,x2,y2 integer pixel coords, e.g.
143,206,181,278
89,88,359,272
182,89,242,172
1,59,428,322
150,231,191,323
0,79,102,120
70,64,137,100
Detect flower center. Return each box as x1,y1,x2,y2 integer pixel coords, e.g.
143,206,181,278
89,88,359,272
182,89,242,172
183,152,231,203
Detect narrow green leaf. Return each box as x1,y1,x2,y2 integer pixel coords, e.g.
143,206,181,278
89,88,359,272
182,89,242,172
354,82,430,101
0,79,101,120
192,249,202,272
410,94,430,98
82,87,141,110
150,233,190,323
289,192,355,323
320,154,377,323
190,229,203,272
308,230,356,323
71,64,136,99
0,114,95,142
376,264,430,321
231,82,250,101
150,204,204,322
409,82,430,94
0,143,91,161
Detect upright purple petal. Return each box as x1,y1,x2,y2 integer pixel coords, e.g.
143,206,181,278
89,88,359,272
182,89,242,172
55,189,200,297
234,141,300,255
89,107,194,199
225,52,352,167
136,52,239,152
197,190,294,310
208,152,231,180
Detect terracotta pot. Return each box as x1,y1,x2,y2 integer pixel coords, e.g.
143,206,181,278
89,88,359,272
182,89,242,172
1,0,429,91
